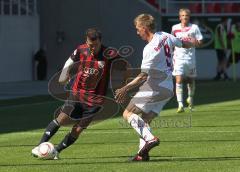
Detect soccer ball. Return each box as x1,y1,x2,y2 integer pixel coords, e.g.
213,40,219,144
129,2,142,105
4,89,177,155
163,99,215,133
38,142,56,159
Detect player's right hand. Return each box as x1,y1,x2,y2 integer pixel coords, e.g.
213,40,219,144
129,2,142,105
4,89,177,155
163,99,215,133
115,87,128,104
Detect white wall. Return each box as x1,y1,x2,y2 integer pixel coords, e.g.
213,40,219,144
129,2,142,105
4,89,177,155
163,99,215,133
0,16,39,82
196,49,240,79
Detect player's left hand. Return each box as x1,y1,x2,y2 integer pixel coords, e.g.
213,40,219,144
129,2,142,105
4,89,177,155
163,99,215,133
192,38,199,47
189,37,201,47
115,87,128,104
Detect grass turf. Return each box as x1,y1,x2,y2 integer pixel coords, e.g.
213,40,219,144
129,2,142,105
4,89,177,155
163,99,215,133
0,80,240,172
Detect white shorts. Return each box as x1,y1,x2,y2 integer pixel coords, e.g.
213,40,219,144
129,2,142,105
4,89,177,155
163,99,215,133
130,77,173,115
172,59,197,77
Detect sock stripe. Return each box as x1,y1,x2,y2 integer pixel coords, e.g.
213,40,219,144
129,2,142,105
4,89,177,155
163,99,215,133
53,119,60,126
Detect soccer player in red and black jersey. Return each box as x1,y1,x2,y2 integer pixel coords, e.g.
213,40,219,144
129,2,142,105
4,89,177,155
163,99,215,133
31,28,121,159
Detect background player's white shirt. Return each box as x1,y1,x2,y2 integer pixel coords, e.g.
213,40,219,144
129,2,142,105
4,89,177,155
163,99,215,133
171,23,203,61
141,31,182,81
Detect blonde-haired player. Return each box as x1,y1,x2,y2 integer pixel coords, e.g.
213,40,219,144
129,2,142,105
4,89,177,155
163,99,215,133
115,13,198,161
171,8,203,113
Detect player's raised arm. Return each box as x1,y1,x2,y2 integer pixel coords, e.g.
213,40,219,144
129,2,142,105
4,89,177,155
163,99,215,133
58,57,74,84
59,48,79,84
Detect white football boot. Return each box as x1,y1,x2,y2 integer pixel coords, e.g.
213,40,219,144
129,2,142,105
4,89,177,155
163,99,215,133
53,149,60,160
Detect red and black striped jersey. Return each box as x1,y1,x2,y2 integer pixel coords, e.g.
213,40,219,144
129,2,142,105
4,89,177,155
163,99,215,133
69,43,112,106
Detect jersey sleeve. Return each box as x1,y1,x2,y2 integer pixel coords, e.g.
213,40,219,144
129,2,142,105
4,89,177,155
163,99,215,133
169,34,183,48
195,25,203,41
140,48,154,74
70,49,79,62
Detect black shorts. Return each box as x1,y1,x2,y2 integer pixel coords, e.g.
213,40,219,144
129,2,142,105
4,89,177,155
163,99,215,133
228,52,240,64
216,49,227,61
61,94,102,120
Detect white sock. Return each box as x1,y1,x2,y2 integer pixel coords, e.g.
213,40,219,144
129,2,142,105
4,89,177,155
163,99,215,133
128,114,154,141
176,83,183,107
187,81,195,104
138,123,152,153
138,137,146,153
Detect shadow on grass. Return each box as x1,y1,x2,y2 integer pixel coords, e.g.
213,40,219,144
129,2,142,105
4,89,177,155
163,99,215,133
0,80,240,134
150,156,240,162
1,138,240,148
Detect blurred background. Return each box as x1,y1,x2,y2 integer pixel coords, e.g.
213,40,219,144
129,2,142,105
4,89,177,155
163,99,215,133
0,0,239,97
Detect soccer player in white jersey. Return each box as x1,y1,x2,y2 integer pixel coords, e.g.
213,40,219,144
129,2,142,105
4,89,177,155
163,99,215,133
171,8,203,113
115,13,197,161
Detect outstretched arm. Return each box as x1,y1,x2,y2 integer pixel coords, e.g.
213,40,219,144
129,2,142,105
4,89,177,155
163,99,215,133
115,72,148,103
182,37,201,48
171,35,200,49
59,58,74,84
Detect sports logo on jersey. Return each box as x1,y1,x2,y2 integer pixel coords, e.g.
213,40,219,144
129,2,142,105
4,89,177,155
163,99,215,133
83,67,99,75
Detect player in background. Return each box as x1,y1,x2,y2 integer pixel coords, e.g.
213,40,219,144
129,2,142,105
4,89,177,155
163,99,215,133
227,22,240,68
31,28,121,159
214,18,230,80
115,13,198,161
171,8,203,113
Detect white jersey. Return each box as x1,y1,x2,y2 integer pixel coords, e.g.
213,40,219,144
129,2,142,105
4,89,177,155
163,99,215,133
171,23,203,61
141,31,183,80
131,32,183,114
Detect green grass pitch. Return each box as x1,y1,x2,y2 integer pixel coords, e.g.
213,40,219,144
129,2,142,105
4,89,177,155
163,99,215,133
0,81,240,172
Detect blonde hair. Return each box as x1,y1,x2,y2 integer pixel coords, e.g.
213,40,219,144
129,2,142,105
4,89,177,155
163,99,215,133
134,14,156,32
179,8,191,15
